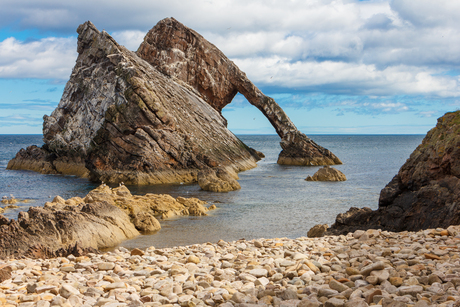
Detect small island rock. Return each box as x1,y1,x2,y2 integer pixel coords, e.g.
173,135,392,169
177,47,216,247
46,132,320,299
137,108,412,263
305,166,347,181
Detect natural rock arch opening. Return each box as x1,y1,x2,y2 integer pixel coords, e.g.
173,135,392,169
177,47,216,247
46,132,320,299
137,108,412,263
137,17,341,166
222,93,277,135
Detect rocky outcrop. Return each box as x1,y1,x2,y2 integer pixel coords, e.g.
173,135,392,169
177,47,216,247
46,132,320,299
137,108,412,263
45,184,215,232
137,18,341,166
197,167,241,192
8,18,341,187
325,111,460,235
8,21,260,185
305,166,347,181
0,185,214,258
0,201,139,259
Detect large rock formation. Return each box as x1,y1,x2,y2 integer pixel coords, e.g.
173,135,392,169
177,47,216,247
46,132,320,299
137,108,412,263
8,21,258,185
8,18,340,186
0,201,139,258
0,185,214,258
325,111,460,235
137,18,341,166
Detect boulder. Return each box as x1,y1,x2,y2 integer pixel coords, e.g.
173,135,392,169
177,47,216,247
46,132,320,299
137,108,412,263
326,111,460,235
8,18,341,186
305,166,347,181
197,168,241,192
307,224,328,238
133,212,161,233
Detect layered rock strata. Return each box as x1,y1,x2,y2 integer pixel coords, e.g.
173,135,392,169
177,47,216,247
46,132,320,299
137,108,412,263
326,111,460,235
0,201,139,259
137,17,341,166
0,185,213,258
8,21,260,185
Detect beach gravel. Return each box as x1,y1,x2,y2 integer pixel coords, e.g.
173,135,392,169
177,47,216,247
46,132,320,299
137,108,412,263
1,226,460,306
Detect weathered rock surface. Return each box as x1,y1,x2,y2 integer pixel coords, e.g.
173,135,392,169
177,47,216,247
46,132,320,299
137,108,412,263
197,167,241,192
0,185,214,258
325,111,460,235
137,17,341,166
45,184,215,232
307,224,328,237
8,20,259,185
305,166,347,181
8,18,342,188
0,201,139,259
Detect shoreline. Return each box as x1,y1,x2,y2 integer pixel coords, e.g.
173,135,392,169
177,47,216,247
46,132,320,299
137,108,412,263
1,226,460,306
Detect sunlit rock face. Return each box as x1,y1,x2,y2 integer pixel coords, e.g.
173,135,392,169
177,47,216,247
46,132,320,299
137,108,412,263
8,18,341,186
137,18,342,166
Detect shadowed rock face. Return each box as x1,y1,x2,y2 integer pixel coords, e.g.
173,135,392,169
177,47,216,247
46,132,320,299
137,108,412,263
137,18,341,166
325,111,460,235
8,21,258,184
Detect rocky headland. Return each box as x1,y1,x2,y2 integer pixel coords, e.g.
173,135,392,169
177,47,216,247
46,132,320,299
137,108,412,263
0,185,215,259
7,18,341,188
1,227,460,307
324,111,460,236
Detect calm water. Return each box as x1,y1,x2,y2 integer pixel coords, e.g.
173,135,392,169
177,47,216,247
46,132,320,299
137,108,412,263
0,134,424,249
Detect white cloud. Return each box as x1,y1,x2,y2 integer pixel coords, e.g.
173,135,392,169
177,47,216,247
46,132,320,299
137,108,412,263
0,0,459,104
0,37,76,80
111,30,145,51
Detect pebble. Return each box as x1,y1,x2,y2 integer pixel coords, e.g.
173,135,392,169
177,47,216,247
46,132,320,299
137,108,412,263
1,226,460,307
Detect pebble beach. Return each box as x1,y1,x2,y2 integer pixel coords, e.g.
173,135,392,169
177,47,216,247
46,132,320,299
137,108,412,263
1,226,460,307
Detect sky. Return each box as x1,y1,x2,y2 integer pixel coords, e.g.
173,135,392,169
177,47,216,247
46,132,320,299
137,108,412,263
1,0,460,135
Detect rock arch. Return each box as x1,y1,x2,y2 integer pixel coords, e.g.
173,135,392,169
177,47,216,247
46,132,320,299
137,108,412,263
137,18,341,166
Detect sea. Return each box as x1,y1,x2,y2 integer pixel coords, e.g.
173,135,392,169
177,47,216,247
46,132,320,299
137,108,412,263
0,134,424,250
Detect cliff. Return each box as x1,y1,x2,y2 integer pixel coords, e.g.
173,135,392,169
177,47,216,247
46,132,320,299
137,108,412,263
8,18,341,186
325,111,460,235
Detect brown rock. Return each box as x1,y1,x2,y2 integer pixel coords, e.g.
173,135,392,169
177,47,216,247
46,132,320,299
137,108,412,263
307,224,328,238
327,111,460,235
133,212,161,233
197,168,241,192
8,18,341,187
130,248,145,256
305,166,347,181
424,253,441,260
0,201,138,258
0,264,12,282
389,277,403,287
137,17,341,167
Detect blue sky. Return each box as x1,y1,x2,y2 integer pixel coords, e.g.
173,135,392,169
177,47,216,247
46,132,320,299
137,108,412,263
1,0,460,135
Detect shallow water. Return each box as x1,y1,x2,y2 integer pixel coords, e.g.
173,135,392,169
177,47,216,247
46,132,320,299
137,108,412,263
0,134,424,249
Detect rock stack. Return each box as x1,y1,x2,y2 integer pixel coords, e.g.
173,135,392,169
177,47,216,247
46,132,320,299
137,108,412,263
8,18,341,187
